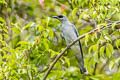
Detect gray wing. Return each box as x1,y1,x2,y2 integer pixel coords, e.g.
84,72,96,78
71,24,83,59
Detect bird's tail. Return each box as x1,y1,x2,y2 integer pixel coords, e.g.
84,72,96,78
77,60,88,74
80,67,88,74
71,44,88,74
75,54,88,74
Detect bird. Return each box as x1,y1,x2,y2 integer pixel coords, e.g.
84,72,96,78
52,15,88,74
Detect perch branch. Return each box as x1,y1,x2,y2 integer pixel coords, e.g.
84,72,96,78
43,21,120,80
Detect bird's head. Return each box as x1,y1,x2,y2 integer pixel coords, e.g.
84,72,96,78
52,15,68,22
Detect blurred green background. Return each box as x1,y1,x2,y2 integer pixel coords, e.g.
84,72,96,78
0,0,120,80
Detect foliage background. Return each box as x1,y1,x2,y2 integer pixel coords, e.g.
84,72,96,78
0,0,120,80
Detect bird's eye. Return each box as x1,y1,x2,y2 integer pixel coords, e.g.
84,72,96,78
58,15,63,18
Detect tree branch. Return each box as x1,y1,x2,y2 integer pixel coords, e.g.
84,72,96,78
43,21,120,80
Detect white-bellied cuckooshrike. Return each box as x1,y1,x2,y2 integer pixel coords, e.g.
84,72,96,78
52,15,88,74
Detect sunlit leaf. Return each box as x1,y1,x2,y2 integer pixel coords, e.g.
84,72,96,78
72,8,78,18
112,22,117,30
22,22,33,30
64,57,70,67
0,17,6,24
85,34,89,46
109,61,115,71
106,43,114,58
100,46,105,57
89,44,98,54
54,61,61,70
115,39,120,49
17,41,29,46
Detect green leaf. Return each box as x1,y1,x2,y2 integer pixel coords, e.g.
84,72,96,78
0,40,6,46
0,17,6,24
17,41,29,46
49,49,59,58
0,0,7,4
106,43,114,58
116,58,120,65
64,57,70,67
112,22,117,30
100,46,105,57
89,46,93,54
38,25,44,33
97,24,101,32
22,22,33,30
54,61,61,70
115,39,120,49
72,8,78,18
11,23,21,34
48,71,65,79
89,44,98,54
16,24,21,31
48,27,53,40
3,33,8,39
85,34,89,46
104,35,112,42
46,17,50,27
72,0,75,8
12,27,20,34
91,33,97,42
0,35,2,40
94,52,99,62
43,39,49,49
2,47,10,52
92,44,98,52
97,23,107,31
92,11,97,19
109,61,115,71
3,28,8,33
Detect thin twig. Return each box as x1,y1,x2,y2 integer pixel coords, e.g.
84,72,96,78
43,21,120,80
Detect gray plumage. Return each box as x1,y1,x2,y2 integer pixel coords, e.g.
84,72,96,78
52,15,88,74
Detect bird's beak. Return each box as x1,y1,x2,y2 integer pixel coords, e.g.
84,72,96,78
52,16,58,19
